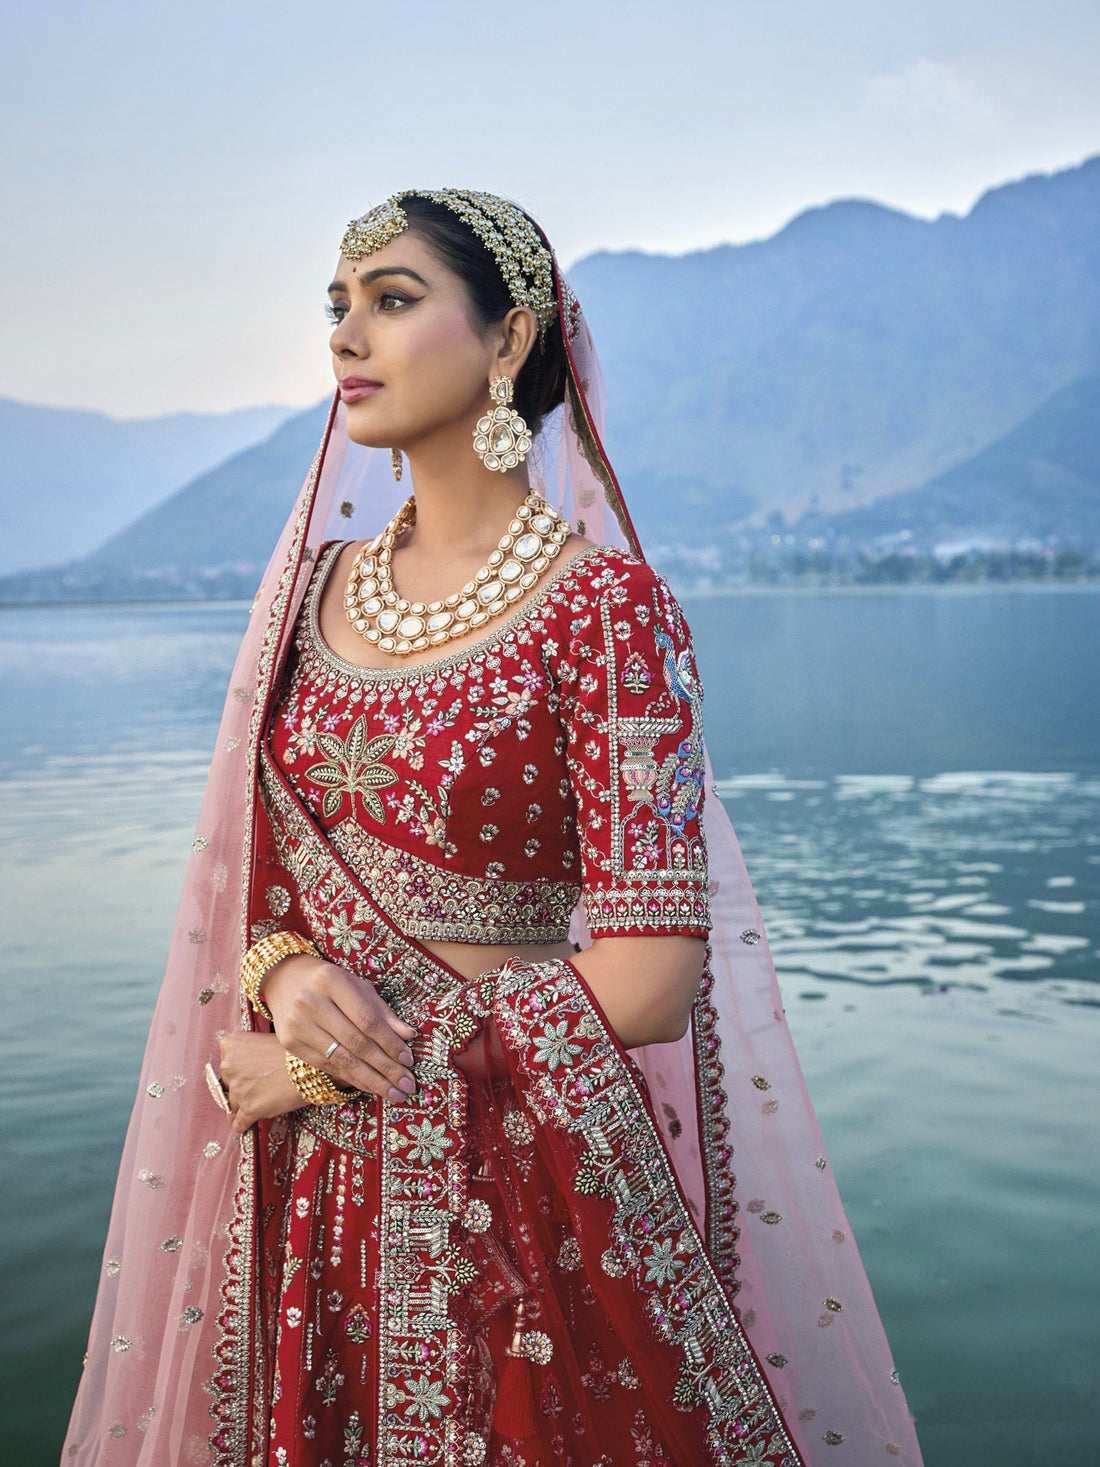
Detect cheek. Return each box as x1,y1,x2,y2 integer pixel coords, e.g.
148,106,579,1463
396,308,487,394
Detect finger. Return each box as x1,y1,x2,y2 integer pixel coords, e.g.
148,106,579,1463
311,1030,419,1101
324,983,419,1068
288,998,418,1097
336,987,419,1063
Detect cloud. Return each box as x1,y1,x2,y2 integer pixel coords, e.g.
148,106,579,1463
867,56,1000,135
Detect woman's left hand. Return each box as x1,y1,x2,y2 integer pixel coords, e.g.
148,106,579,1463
217,1032,309,1135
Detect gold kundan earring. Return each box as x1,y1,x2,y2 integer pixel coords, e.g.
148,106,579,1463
391,448,403,481
473,376,532,472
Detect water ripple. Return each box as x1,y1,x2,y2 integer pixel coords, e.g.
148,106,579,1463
717,771,1098,1002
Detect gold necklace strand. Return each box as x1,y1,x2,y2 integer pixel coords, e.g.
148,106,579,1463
343,490,571,654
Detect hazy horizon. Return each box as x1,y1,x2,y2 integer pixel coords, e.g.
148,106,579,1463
7,155,1099,426
3,0,1099,418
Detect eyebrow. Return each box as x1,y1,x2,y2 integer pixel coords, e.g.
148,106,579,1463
327,266,429,294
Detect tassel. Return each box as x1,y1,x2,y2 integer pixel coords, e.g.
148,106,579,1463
492,1300,540,1441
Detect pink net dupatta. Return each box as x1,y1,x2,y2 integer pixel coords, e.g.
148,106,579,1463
61,259,923,1464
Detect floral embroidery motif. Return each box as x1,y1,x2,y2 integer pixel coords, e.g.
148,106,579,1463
303,716,398,822
621,650,652,694
532,1019,584,1072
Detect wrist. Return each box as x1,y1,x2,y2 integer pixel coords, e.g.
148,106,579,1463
261,950,318,1013
240,930,318,1021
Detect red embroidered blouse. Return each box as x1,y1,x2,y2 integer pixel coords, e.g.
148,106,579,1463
261,541,711,944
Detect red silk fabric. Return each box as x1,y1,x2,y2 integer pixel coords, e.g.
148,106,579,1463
260,541,712,950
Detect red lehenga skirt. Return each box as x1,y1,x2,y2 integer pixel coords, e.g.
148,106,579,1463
240,946,801,1467
219,742,800,1467
256,1067,692,1466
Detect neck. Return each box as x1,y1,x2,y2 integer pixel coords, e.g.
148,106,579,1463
401,425,533,560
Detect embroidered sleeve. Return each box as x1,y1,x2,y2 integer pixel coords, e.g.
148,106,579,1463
561,557,711,937
253,789,314,943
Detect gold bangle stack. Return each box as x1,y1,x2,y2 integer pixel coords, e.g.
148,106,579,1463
285,1050,357,1107
239,929,319,1022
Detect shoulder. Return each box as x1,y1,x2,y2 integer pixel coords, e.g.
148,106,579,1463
559,544,688,632
559,542,666,599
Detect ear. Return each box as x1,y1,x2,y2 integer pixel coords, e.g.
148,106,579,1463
492,306,538,380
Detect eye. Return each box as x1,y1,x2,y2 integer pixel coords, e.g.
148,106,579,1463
379,290,413,311
325,302,347,325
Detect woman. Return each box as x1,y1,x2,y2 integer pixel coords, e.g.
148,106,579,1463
62,190,922,1466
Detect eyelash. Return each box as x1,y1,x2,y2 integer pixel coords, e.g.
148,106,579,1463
325,291,411,325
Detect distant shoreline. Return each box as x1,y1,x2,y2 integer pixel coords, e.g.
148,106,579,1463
3,580,1100,612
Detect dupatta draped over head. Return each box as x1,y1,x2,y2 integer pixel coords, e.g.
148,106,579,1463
62,194,923,1467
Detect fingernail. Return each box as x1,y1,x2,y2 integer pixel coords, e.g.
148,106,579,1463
388,1087,408,1104
397,1075,416,1094
398,1049,414,1066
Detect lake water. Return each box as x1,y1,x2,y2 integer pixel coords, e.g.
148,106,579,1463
1,587,1097,1465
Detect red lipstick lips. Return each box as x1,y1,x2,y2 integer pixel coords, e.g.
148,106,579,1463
339,377,383,402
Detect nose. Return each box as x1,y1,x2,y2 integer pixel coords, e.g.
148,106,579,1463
330,309,367,361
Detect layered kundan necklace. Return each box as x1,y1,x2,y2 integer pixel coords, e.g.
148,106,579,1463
343,490,571,655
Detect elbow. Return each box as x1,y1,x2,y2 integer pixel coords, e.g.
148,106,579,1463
629,1008,693,1047
663,1008,694,1043
649,999,695,1045
640,951,706,1046
573,933,705,1048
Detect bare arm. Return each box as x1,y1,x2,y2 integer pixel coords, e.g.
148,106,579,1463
568,934,706,1048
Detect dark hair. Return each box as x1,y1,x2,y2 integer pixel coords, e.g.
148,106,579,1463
400,195,568,436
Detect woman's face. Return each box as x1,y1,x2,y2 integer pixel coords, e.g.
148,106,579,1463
327,231,524,451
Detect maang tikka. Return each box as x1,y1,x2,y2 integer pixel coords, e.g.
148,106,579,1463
473,376,532,472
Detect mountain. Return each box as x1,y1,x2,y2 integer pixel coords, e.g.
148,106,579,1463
795,371,1100,552
0,401,331,601
569,154,1100,546
0,397,297,576
2,153,1099,601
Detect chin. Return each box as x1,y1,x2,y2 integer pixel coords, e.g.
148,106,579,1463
344,424,391,449
342,404,393,449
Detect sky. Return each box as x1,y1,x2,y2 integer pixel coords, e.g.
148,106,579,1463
3,0,1099,418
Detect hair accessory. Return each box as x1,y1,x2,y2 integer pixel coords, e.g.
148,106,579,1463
239,930,319,1022
473,376,532,472
284,1049,356,1107
391,448,403,482
341,189,559,342
343,490,570,654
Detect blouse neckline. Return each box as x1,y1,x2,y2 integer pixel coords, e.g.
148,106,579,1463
302,538,611,682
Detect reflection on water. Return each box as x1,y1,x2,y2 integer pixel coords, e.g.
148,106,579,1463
1,595,1098,1466
718,772,1098,1005
716,769,1099,1466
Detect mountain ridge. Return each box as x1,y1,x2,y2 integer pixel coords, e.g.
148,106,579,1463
0,397,298,576
2,153,1098,600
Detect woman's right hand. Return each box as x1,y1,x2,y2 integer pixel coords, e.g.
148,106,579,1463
261,951,419,1104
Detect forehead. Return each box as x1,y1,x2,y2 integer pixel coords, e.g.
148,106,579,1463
332,229,444,287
